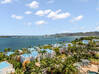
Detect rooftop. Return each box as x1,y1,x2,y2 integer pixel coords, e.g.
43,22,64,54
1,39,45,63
82,40,89,44
65,43,73,47
46,49,54,53
28,48,36,51
41,49,54,54
52,43,62,47
6,52,14,56
21,54,31,58
21,51,38,58
93,39,99,42
31,51,38,58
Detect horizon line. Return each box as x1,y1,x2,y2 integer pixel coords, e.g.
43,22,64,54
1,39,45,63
0,31,99,36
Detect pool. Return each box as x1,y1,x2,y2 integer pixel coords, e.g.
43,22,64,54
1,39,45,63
0,61,10,69
88,71,98,74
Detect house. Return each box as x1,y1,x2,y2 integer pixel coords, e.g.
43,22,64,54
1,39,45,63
59,47,66,54
34,46,41,51
17,49,23,54
46,49,56,58
59,43,73,54
28,48,36,52
92,39,99,46
40,49,56,58
65,43,73,47
5,52,14,56
31,51,39,61
92,39,99,42
20,54,32,63
20,51,39,63
0,61,15,74
82,40,89,44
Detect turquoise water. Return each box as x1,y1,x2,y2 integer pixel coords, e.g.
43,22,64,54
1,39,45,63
88,71,97,74
0,36,80,51
0,62,10,69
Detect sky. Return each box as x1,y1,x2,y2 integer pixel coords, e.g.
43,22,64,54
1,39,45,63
0,0,99,35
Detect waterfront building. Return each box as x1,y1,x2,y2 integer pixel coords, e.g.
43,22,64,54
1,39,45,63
20,51,39,63
40,49,56,58
92,39,99,46
5,52,14,56
82,40,89,44
0,61,15,74
31,51,39,60
17,49,23,54
65,43,73,47
28,48,36,52
92,39,99,42
20,54,32,63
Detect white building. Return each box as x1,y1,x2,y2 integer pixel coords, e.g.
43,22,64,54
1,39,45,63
59,43,73,53
92,39,99,42
82,40,89,44
20,51,39,63
20,54,32,63
40,49,56,58
0,61,15,74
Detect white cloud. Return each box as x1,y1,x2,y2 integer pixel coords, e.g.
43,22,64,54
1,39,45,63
47,9,70,20
70,15,83,22
1,0,12,4
74,15,83,21
35,9,51,16
11,14,23,20
26,1,39,9
35,20,46,25
24,11,32,15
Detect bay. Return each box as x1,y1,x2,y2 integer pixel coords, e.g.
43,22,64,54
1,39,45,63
0,36,80,51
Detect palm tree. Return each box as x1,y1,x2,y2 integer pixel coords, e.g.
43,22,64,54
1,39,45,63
15,68,24,74
62,57,77,74
68,44,72,54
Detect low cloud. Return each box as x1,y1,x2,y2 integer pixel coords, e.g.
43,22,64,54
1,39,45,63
70,15,83,22
26,1,39,9
1,0,12,4
35,9,51,16
35,9,70,20
11,14,23,20
47,9,70,20
24,11,32,15
35,20,46,25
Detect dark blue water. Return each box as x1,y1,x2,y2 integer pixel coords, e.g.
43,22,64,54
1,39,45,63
0,36,80,51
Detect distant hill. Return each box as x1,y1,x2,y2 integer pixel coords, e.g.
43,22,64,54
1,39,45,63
46,31,99,37
0,32,99,38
